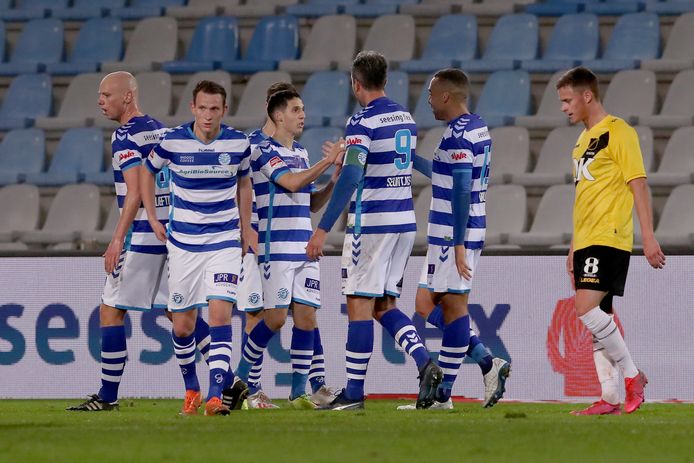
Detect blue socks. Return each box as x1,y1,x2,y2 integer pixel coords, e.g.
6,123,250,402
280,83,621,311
98,325,127,403
207,325,232,401
345,320,373,401
380,308,430,371
242,332,263,395
436,315,470,402
290,327,314,400
426,306,445,330
237,320,275,382
309,327,326,393
172,331,200,392
194,313,211,364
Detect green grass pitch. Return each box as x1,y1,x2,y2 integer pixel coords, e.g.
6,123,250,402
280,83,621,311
0,400,692,463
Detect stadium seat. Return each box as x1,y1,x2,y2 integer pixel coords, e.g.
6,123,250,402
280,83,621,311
465,0,533,15
412,75,445,130
161,71,232,127
648,126,694,187
581,13,660,72
45,18,123,76
111,0,185,19
337,70,410,127
458,14,538,72
0,128,45,185
84,164,114,187
409,126,443,187
362,14,416,63
166,0,235,18
603,70,657,123
224,0,298,18
345,0,418,17
654,184,694,248
515,71,569,129
279,14,357,73
521,13,598,73
507,184,574,248
35,73,103,130
0,241,29,251
641,12,694,72
0,73,52,130
0,184,40,242
525,0,595,16
286,0,359,17
101,17,177,73
511,126,582,187
646,0,694,15
475,70,532,128
224,71,291,129
51,0,126,20
82,200,119,245
400,15,477,73
399,0,477,17
299,126,342,182
25,128,103,186
20,183,100,246
635,126,654,172
220,15,299,74
487,127,530,185
302,71,351,128
163,16,239,74
583,0,644,15
637,70,694,128
485,184,527,246
0,18,63,75
0,0,67,21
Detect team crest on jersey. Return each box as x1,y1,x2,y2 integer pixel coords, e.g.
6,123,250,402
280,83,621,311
172,293,184,304
248,293,261,305
575,132,609,183
277,287,289,300
218,153,231,165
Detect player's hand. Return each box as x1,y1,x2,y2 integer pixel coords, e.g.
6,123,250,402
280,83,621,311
242,226,258,256
103,237,124,274
454,245,472,280
322,138,346,166
306,228,327,261
150,219,167,243
642,235,666,269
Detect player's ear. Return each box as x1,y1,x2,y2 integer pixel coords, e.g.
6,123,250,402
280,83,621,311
582,89,593,104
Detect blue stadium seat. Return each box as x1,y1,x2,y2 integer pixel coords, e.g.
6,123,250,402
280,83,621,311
525,0,588,16
412,74,443,130
45,18,122,75
163,16,239,74
336,70,410,127
345,0,418,17
522,13,599,72
111,0,185,19
84,165,114,187
220,15,299,74
0,128,45,185
0,0,68,21
286,0,359,17
475,70,532,128
584,0,644,15
582,13,660,72
0,0,10,11
0,20,5,62
25,128,103,186
0,73,52,130
52,0,126,20
0,18,63,75
400,15,477,73
302,71,351,128
299,126,343,182
459,14,538,72
646,0,694,14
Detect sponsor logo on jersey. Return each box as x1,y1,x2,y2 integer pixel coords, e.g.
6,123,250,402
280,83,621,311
143,133,160,142
427,264,435,275
451,151,468,161
305,278,320,290
269,156,283,168
119,151,136,162
179,155,195,163
155,194,170,207
346,137,363,146
214,273,238,285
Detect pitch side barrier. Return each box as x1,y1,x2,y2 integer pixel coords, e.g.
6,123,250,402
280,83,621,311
0,253,692,401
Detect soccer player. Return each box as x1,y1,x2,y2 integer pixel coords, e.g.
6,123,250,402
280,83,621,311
307,51,443,410
556,67,665,415
67,72,210,412
399,69,510,410
234,89,343,409
141,80,252,416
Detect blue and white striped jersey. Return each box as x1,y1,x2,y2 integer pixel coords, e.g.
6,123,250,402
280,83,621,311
251,137,314,264
111,115,169,254
344,96,417,235
145,123,251,253
428,113,491,250
247,128,269,232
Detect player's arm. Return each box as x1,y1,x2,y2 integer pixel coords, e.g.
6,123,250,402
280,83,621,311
310,140,344,212
412,152,432,179
452,166,473,280
629,177,665,269
237,175,257,255
140,148,169,243
274,146,341,193
104,165,141,274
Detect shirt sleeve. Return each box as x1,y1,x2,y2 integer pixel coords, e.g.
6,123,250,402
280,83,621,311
344,118,372,166
452,132,475,170
257,145,291,183
145,141,171,174
612,123,646,183
112,135,144,172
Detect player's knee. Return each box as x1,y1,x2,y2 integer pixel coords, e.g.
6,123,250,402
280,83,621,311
264,310,287,331
99,304,126,327
172,312,196,337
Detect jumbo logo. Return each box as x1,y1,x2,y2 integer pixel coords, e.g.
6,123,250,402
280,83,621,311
119,151,136,162
346,137,362,145
451,151,468,160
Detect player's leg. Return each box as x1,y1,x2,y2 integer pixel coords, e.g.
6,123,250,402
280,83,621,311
288,302,318,409
171,308,202,415
205,299,235,415
309,321,336,405
434,292,470,406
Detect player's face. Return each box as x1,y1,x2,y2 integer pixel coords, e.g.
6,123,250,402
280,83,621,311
97,78,128,121
428,78,447,121
558,86,588,125
279,97,305,137
191,91,227,135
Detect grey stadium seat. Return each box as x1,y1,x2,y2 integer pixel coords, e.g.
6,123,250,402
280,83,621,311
35,73,104,130
0,184,40,242
637,70,694,129
488,126,530,185
654,184,694,248
641,13,694,72
648,126,694,187
603,70,657,123
515,71,568,129
19,184,100,246
363,15,415,63
412,126,445,188
279,15,356,73
635,126,654,172
507,184,574,248
485,184,527,246
511,126,582,187
101,17,178,73
82,200,119,245
0,241,29,251
224,71,291,130
161,71,232,128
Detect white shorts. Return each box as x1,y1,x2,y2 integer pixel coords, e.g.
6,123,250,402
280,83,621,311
341,232,415,298
260,260,321,309
418,246,482,294
102,249,168,311
167,242,242,312
237,252,264,312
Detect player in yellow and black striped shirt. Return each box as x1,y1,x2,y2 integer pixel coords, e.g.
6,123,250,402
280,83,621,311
556,67,665,416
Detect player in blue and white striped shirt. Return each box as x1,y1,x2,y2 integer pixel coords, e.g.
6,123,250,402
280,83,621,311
142,80,252,416
233,89,342,409
307,51,442,410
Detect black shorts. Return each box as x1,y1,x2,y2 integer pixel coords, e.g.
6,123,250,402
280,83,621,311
573,245,630,297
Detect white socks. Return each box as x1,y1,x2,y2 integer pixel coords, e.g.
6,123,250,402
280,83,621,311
593,337,620,405
580,307,639,379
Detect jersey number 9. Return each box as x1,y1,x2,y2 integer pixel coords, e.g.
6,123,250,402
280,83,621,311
394,129,412,170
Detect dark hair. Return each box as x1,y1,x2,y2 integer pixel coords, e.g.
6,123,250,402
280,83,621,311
351,50,388,91
266,82,296,102
556,66,600,99
266,89,301,122
432,68,470,100
192,80,227,105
